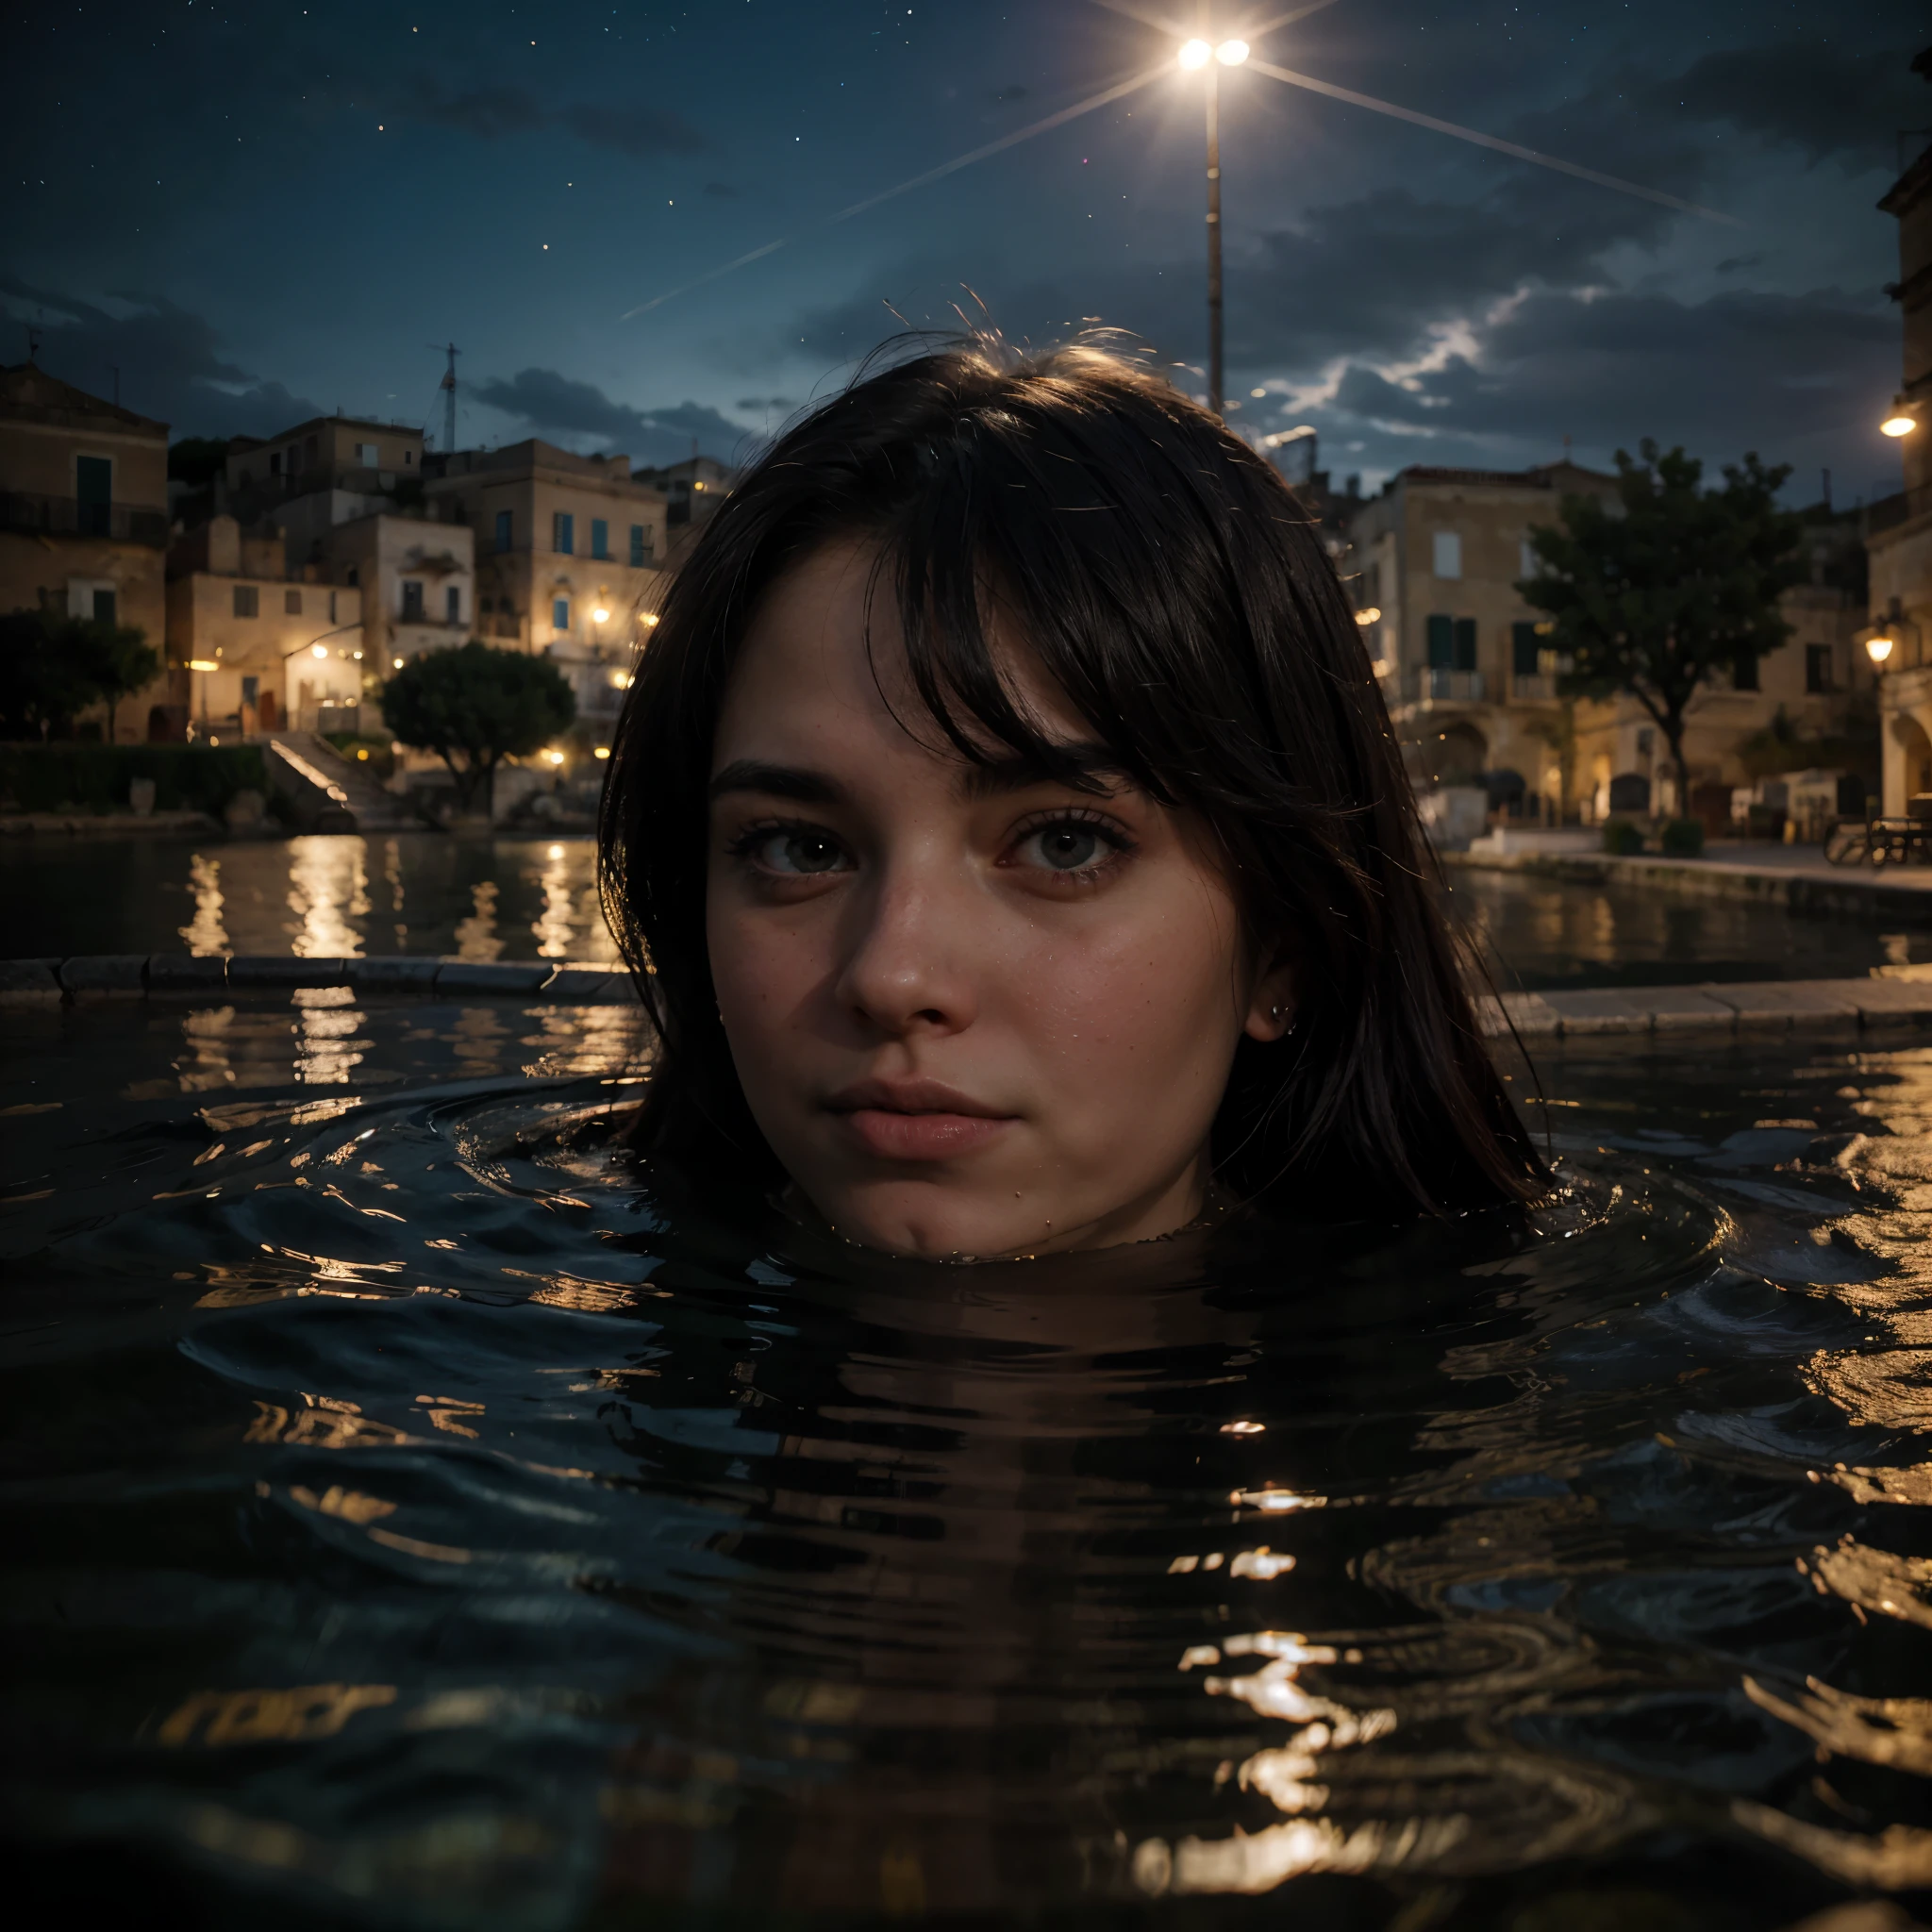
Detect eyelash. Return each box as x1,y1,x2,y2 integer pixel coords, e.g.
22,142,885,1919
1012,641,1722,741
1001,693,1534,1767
723,809,1139,880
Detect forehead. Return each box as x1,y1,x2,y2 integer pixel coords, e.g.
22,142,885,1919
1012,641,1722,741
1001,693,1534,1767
712,538,1089,772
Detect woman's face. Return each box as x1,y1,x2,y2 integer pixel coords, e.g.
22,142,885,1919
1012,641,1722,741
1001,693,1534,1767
705,540,1291,1260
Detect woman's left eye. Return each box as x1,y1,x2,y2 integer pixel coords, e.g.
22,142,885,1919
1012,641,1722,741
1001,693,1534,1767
1012,819,1123,874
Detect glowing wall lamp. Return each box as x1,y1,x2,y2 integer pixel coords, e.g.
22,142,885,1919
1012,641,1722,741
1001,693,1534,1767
1866,634,1895,666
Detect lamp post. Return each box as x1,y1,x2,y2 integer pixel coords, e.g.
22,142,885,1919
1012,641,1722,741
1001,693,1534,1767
1177,27,1248,418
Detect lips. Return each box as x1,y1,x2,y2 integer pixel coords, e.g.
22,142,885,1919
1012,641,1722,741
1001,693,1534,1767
824,1077,1018,1162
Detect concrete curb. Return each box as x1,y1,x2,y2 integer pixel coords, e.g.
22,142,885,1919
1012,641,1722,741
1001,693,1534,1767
1445,848,1932,924
0,953,640,1006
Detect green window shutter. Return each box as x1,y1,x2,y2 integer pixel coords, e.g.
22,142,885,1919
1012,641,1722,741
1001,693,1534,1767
1426,614,1454,669
1511,622,1541,676
1453,618,1477,672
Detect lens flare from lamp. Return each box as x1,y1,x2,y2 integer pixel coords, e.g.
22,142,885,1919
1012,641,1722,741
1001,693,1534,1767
311,642,328,658
1882,414,1917,438
1217,39,1249,64
544,749,566,765
1354,607,1382,626
1177,38,1210,69
591,607,610,622
593,745,610,759
391,657,405,670
1867,636,1895,665
187,659,218,672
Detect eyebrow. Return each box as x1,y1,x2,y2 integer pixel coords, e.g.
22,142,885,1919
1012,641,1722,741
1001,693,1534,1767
708,741,1129,809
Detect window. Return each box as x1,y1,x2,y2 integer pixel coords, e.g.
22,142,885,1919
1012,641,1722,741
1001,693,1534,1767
269,451,282,476
495,508,513,554
1511,622,1541,677
285,589,303,615
404,449,413,467
629,524,650,567
1426,615,1475,671
1732,655,1759,692
356,442,378,465
446,585,460,625
553,597,571,633
402,580,425,622
75,455,111,537
1805,644,1834,693
1519,540,1539,579
233,584,258,619
591,518,609,560
92,588,117,625
554,511,575,555
1431,530,1462,579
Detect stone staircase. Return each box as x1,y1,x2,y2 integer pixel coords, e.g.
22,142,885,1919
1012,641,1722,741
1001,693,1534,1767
265,734,421,833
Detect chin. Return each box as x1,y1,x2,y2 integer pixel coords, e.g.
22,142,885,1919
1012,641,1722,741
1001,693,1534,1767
825,1183,1048,1262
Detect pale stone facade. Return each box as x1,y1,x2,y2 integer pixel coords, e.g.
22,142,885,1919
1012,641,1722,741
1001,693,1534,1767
0,362,179,740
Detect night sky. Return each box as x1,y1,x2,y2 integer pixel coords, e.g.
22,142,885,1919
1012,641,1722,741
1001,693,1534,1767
7,0,1924,501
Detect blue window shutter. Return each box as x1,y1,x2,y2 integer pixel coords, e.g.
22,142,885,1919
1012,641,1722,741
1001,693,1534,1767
629,525,644,567
553,598,570,631
494,509,512,553
1426,614,1453,669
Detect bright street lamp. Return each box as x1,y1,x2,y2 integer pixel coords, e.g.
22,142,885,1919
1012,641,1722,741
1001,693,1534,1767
1217,39,1249,65
1867,635,1895,666
1177,38,1210,69
1883,412,1917,438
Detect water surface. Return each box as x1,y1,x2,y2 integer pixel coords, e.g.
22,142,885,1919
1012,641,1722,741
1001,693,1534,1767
4,995,1930,1927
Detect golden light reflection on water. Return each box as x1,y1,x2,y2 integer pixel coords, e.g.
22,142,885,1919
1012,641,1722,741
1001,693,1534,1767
180,851,229,955
293,984,366,1085
532,844,575,958
454,880,502,961
286,837,370,958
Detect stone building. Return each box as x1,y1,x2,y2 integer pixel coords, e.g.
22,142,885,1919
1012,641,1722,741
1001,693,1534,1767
426,441,668,744
1342,461,1873,824
0,361,180,739
164,515,363,734
1868,49,1932,812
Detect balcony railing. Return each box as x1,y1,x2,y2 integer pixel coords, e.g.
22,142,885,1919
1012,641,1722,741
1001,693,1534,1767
1,491,168,547
1402,668,1486,704
1510,674,1560,700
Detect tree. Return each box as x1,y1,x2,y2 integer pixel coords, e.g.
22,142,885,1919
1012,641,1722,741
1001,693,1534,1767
381,641,576,813
0,608,156,741
81,619,160,743
1519,441,1805,816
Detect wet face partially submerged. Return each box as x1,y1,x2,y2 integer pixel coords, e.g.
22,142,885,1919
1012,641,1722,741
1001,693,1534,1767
704,541,1292,1260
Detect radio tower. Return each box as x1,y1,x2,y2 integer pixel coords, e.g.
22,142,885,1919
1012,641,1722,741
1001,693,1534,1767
434,342,459,453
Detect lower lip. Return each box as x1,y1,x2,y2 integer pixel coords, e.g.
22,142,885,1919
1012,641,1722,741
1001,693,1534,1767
834,1108,1014,1161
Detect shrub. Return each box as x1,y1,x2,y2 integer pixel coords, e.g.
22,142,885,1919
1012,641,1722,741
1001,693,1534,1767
382,641,576,813
0,743,267,815
1602,817,1644,855
1659,817,1705,858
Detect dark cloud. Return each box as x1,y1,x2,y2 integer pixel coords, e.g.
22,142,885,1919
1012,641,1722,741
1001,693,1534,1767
409,74,704,158
472,368,752,465
412,82,544,141
1651,37,1924,168
563,103,707,158
0,280,323,439
735,395,796,411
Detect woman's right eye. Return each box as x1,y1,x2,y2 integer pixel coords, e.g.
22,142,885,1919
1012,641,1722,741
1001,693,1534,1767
749,829,850,875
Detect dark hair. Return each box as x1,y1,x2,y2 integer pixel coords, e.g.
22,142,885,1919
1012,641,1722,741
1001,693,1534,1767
599,340,1542,1221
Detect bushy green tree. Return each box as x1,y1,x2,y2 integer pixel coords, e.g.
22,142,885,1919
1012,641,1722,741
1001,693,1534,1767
381,641,576,813
1520,441,1804,814
0,608,159,741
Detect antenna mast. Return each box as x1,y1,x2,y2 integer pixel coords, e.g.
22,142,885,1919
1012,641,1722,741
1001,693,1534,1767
436,342,460,453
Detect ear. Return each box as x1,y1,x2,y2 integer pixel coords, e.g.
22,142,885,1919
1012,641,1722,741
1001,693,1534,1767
1242,954,1297,1042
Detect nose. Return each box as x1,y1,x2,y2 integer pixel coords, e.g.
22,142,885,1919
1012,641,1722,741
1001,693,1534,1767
832,867,979,1040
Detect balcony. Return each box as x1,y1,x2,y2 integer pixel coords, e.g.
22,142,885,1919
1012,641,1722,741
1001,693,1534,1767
1510,674,1560,700
1401,668,1487,705
1,491,168,547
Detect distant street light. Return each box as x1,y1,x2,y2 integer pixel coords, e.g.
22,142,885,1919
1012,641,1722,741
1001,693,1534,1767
1177,23,1249,417
1882,410,1918,438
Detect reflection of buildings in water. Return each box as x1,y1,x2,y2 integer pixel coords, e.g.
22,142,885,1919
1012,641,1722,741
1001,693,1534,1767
454,880,503,962
293,984,367,1085
174,1004,242,1091
448,1004,510,1078
381,837,408,951
533,843,575,959
285,837,371,958
519,1006,651,1079
179,852,230,957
